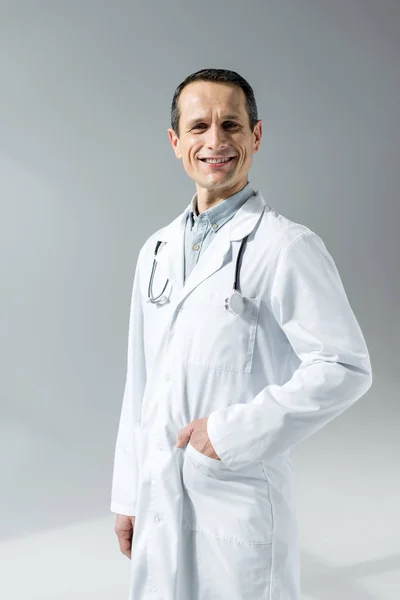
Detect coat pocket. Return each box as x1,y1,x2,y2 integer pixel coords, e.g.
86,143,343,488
182,442,273,546
178,293,261,374
181,442,273,599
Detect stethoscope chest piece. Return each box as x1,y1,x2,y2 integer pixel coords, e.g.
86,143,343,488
225,289,245,316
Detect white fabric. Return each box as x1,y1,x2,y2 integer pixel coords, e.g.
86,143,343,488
110,190,372,600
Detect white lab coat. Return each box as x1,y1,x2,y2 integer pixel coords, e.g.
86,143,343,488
110,190,372,600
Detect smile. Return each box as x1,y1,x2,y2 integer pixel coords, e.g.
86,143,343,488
199,157,235,167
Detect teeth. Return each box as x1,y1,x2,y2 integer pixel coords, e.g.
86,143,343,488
203,157,232,164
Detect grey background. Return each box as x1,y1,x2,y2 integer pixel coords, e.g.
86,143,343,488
0,1,399,598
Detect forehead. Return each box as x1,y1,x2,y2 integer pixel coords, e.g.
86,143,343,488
178,81,247,120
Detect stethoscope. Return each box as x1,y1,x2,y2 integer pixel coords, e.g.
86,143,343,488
148,235,250,316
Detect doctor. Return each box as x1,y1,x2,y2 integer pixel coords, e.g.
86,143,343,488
111,68,373,600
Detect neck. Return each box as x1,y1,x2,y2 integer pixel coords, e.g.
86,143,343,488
195,179,248,214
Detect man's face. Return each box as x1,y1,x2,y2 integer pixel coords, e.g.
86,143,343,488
168,81,262,196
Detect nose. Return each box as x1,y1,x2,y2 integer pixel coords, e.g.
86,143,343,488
205,123,229,151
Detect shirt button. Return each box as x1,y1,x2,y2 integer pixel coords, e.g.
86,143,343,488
157,442,163,451
212,223,218,229
164,373,171,381
192,243,200,251
155,514,163,524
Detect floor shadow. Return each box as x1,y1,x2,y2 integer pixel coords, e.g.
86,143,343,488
301,548,400,599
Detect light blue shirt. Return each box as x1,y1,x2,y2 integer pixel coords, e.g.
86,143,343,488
184,182,255,283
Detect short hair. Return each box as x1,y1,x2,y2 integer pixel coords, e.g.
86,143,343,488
170,68,259,138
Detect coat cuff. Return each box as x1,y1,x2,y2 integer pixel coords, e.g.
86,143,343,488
207,408,248,471
110,502,136,517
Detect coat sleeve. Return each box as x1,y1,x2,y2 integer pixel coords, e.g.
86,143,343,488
207,230,373,470
110,250,146,516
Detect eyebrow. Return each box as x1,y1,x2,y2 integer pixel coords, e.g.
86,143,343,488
186,114,241,128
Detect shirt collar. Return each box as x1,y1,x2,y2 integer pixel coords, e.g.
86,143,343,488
188,182,255,232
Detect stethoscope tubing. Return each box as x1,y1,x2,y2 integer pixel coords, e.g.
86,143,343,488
148,241,169,303
148,235,250,313
233,234,249,294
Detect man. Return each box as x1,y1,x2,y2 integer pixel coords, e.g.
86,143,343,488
111,68,372,600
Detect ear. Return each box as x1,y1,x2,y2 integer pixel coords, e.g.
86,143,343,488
252,120,263,154
167,128,182,159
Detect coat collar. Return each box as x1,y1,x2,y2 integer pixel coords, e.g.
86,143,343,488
152,189,266,306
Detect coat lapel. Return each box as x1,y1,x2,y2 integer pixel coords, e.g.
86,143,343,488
152,190,266,307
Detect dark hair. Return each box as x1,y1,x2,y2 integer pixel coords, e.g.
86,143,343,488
170,68,259,138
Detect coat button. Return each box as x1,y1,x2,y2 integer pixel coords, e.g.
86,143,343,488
212,223,218,229
192,243,200,251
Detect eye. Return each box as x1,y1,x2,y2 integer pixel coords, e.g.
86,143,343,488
192,122,238,130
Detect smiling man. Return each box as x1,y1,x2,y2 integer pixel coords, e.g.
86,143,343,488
111,68,372,600
168,76,261,214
